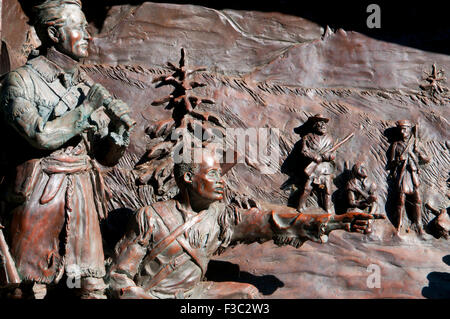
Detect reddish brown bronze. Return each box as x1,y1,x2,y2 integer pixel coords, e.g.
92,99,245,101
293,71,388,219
0,223,20,286
135,48,224,200
0,0,134,299
419,63,449,104
346,161,378,215
0,0,449,300
387,120,431,237
108,148,380,299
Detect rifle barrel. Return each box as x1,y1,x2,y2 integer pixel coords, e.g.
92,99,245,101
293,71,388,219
329,132,355,153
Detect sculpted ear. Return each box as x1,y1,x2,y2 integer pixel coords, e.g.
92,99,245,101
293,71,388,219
183,172,193,185
47,26,60,43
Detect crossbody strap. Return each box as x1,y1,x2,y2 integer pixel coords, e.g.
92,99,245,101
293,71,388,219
146,205,208,262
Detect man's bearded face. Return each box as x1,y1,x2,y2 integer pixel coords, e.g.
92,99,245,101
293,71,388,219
313,121,327,135
399,126,412,141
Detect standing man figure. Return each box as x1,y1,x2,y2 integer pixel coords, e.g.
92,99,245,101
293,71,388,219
295,114,336,213
0,0,133,298
387,120,431,236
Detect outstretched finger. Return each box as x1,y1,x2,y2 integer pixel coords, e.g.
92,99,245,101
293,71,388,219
353,225,368,231
354,220,370,226
353,212,375,220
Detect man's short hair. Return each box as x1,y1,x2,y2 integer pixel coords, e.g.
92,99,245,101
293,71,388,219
32,0,83,45
173,162,199,185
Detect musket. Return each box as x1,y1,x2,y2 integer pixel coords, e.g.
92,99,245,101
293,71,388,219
0,224,21,285
304,132,354,176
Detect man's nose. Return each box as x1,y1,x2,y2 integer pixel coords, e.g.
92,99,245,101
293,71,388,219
84,30,92,42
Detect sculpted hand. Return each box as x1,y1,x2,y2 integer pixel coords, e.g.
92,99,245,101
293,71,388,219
105,99,136,131
322,152,335,162
333,212,385,234
106,99,131,123
230,194,261,210
87,83,113,110
367,195,377,204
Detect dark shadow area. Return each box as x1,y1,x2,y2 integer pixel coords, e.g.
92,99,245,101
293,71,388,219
205,260,284,296
422,255,450,299
0,42,11,77
280,121,312,209
384,127,400,228
100,207,135,258
332,165,353,215
280,140,304,209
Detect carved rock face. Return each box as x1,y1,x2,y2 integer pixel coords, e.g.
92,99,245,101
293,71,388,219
52,5,91,60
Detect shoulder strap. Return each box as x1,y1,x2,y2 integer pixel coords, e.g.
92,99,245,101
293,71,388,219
25,62,74,113
146,204,208,263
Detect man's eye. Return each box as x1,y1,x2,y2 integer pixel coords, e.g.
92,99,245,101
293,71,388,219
208,170,217,176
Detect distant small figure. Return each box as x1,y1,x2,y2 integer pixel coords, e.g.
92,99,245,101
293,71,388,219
295,114,353,214
425,199,449,240
387,120,431,236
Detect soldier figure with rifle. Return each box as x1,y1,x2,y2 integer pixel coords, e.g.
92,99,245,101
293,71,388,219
387,120,431,236
295,114,353,214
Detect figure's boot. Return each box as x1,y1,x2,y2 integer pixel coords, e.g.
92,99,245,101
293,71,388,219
412,203,428,238
395,204,403,235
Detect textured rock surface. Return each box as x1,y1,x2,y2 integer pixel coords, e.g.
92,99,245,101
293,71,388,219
1,1,449,298
214,228,450,298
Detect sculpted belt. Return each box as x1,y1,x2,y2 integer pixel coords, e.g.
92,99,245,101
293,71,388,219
13,149,109,220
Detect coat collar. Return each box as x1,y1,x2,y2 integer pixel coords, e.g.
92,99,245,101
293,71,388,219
27,48,81,85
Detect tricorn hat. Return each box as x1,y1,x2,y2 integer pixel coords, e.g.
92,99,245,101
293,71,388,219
294,113,329,134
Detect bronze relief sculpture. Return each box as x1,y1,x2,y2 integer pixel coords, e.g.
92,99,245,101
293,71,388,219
0,0,134,298
346,161,378,215
386,120,431,237
0,0,448,301
283,114,354,214
108,148,379,299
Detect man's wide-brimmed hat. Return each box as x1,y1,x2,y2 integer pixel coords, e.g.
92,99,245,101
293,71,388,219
294,113,329,134
396,119,413,128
